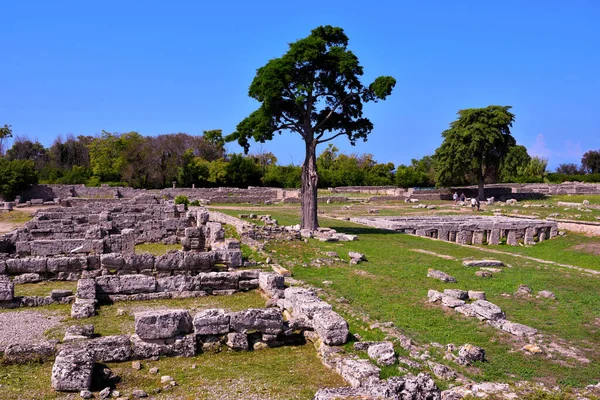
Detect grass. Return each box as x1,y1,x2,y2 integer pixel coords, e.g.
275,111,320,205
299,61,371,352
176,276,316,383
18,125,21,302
0,210,34,224
134,243,182,256
14,281,77,297
216,205,600,388
0,344,346,400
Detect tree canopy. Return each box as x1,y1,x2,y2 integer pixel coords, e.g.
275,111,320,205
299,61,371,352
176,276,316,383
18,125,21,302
227,25,396,229
582,150,600,174
435,105,516,199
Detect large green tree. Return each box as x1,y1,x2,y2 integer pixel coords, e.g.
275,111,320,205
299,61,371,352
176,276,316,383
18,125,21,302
0,158,38,201
435,105,516,199
227,25,396,230
581,150,600,174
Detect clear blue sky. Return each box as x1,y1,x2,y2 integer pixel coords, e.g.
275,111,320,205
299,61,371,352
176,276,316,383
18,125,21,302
2,0,599,170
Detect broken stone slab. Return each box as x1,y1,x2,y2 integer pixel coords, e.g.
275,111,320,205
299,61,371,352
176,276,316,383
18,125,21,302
516,284,532,295
130,333,196,359
64,325,95,342
51,348,95,392
475,270,493,278
225,332,249,351
0,275,14,301
458,344,485,364
366,341,396,366
427,289,443,303
312,310,349,346
470,300,506,321
443,289,468,300
12,273,42,284
462,260,504,267
312,387,373,400
271,264,291,277
118,274,156,294
4,341,56,363
71,299,96,319
487,319,538,337
441,296,466,308
427,361,458,380
537,290,556,299
193,308,230,335
427,269,456,283
348,252,366,261
258,272,285,297
335,357,381,387
51,289,74,301
454,304,477,317
134,309,193,340
81,335,132,362
229,308,283,335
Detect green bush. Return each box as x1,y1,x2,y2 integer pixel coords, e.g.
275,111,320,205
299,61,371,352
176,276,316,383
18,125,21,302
174,195,190,207
190,200,201,206
0,159,38,201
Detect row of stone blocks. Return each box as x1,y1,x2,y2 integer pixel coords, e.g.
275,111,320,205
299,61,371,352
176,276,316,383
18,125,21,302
53,274,351,392
0,248,242,277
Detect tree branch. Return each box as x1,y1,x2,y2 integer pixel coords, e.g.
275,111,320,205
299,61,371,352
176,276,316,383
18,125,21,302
314,90,362,132
316,131,347,144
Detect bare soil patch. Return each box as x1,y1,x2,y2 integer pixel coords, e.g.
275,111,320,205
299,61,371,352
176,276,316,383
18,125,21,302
569,242,600,256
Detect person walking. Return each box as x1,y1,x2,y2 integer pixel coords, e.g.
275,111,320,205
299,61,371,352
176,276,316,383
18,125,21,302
453,192,458,204
471,197,477,211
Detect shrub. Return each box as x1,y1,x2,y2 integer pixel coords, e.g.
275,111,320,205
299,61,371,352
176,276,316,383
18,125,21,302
174,195,190,207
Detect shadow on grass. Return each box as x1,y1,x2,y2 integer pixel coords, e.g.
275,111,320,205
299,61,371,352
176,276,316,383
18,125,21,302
327,226,400,236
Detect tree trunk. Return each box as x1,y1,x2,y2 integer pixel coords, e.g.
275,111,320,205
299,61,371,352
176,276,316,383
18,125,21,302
478,176,485,200
300,140,319,230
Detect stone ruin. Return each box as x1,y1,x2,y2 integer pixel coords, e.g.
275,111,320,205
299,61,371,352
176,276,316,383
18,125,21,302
350,215,558,246
0,197,242,308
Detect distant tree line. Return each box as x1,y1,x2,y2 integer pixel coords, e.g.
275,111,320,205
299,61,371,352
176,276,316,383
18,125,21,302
1,122,600,201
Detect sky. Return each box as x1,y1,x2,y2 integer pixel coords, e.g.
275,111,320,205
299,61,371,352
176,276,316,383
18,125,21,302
1,0,599,170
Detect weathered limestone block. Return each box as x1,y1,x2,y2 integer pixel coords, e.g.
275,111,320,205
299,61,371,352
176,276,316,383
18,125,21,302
193,309,230,335
123,253,155,271
488,229,501,245
6,257,47,274
95,275,121,294
487,319,538,336
212,238,241,250
83,335,132,362
64,325,95,342
238,279,259,291
156,275,193,292
226,332,249,351
154,251,184,270
181,252,216,271
237,270,260,280
100,253,124,270
213,249,242,268
335,357,381,387
524,227,536,245
0,260,5,275
462,259,504,267
51,348,95,392
258,272,285,297
367,341,396,366
427,269,456,283
77,278,96,300
441,295,465,308
119,274,156,294
458,344,485,363
438,229,450,241
467,290,486,300
472,231,485,245
71,299,96,319
470,300,506,321
134,309,193,340
130,333,196,359
313,387,373,399
312,310,349,346
51,289,73,301
205,222,225,245
229,308,283,335
47,257,87,273
200,272,239,290
506,230,518,246
443,289,468,300
427,289,443,303
4,341,56,363
120,228,135,255
0,275,14,301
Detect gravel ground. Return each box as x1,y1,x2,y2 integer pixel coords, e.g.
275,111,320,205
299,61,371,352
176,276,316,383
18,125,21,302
0,311,62,351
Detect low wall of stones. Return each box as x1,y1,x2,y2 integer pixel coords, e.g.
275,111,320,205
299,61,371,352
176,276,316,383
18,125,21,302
351,216,558,246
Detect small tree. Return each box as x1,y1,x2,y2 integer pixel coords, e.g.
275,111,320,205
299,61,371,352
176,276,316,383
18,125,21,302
582,150,600,174
434,106,516,199
227,25,396,230
555,163,582,175
0,158,38,201
0,124,13,157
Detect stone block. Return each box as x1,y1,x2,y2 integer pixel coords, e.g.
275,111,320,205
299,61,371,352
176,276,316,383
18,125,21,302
200,272,238,290
123,253,155,270
181,252,215,271
213,249,242,268
134,309,193,340
83,335,132,362
6,257,47,274
100,253,124,270
229,308,283,335
335,357,380,387
47,257,87,273
4,341,56,363
51,348,95,391
193,309,230,335
0,275,14,301
119,274,156,294
427,269,456,283
258,272,285,297
471,300,506,321
226,332,248,351
130,333,196,359
238,279,259,291
367,341,396,366
156,275,193,292
312,310,349,346
95,275,121,294
13,273,42,284
154,251,183,270
77,278,96,299
71,299,96,319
